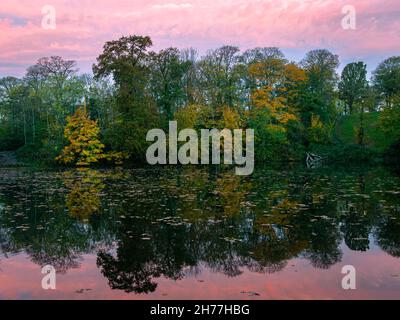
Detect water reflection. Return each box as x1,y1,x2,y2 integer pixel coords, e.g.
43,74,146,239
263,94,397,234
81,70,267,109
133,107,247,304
0,165,399,295
64,169,105,221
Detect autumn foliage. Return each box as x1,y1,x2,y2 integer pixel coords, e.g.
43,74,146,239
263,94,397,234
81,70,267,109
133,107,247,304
56,107,105,166
1,36,399,165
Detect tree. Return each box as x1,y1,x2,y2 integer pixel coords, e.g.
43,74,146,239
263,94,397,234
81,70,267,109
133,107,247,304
149,48,190,121
372,56,400,108
197,46,241,109
378,97,400,140
363,85,379,112
24,57,81,152
0,78,27,149
93,35,154,115
248,58,299,125
237,48,287,109
241,47,285,64
33,56,78,115
301,49,339,124
82,74,117,132
339,62,368,114
180,48,198,106
93,35,158,159
247,57,302,161
56,107,105,166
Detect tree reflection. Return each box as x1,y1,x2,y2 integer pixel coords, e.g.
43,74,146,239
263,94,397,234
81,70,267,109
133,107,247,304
64,168,105,221
0,166,399,293
375,209,400,257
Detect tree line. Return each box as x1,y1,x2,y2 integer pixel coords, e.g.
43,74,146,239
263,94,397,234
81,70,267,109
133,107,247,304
0,35,399,164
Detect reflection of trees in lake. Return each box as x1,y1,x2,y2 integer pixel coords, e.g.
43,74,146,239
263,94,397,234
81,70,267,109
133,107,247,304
96,221,195,293
0,166,400,293
340,203,372,252
0,169,115,273
64,169,105,221
374,207,400,257
339,174,374,251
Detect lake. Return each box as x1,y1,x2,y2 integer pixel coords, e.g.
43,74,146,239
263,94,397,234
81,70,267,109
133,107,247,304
0,165,399,299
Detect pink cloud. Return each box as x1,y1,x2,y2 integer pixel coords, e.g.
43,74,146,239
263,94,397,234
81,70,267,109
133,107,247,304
0,0,399,76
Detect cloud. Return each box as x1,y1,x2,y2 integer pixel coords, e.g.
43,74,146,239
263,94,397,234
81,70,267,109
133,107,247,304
0,0,399,76
151,3,194,10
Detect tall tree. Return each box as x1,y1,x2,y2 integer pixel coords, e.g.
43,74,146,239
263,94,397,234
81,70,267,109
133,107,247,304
34,56,78,111
301,49,339,124
25,56,80,145
149,48,189,121
180,48,198,106
93,35,158,159
339,62,368,114
197,46,241,109
372,56,400,108
236,48,287,110
0,77,26,149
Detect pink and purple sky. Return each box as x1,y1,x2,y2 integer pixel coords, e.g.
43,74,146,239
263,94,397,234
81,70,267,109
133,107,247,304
0,0,399,77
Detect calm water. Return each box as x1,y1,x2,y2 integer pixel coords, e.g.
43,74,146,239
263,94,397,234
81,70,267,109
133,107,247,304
0,165,399,300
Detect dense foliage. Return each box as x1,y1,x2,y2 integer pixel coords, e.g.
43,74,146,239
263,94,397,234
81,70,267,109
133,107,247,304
0,35,399,165
55,106,105,166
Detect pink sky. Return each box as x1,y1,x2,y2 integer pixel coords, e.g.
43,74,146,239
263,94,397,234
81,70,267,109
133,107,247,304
0,0,399,76
2,246,400,299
